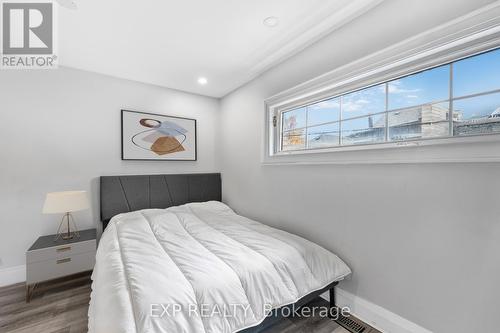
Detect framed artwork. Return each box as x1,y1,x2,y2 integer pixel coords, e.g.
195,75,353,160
121,110,197,161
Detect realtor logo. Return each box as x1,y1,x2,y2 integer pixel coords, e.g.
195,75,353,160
1,1,57,68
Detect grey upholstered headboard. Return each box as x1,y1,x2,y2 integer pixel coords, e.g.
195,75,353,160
100,173,221,229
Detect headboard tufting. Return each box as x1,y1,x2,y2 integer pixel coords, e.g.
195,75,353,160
100,173,221,229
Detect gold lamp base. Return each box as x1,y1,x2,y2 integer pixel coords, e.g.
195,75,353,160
61,233,76,240
54,212,80,242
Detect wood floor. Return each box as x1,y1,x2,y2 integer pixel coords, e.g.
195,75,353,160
0,272,91,333
0,272,375,333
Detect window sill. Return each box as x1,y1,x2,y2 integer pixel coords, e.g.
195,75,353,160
262,134,500,165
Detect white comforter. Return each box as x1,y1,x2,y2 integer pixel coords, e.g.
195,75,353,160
89,201,351,333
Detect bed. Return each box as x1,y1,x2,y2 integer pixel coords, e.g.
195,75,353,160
89,173,351,333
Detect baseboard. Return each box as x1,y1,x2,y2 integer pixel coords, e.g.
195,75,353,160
0,265,26,287
0,266,431,333
321,288,433,333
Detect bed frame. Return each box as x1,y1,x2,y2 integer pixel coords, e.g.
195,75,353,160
100,173,222,230
100,173,339,332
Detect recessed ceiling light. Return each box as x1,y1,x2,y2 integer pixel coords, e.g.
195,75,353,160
197,77,208,85
263,16,279,28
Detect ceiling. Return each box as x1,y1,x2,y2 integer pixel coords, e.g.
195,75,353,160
58,0,384,97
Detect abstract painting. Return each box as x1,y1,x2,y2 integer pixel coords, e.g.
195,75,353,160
121,110,197,160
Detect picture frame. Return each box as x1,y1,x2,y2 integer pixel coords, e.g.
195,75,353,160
121,109,197,161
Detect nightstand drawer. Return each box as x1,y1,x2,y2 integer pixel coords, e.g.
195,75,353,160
26,251,95,284
27,239,96,264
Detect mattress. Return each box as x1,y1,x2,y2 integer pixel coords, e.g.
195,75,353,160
88,201,351,333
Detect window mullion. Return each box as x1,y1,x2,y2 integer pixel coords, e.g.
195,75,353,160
385,82,389,142
449,63,454,137
305,107,309,149
339,97,343,146
279,111,283,152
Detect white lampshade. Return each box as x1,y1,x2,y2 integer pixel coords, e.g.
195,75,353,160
42,191,90,214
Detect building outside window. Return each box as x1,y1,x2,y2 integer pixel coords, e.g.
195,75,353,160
278,47,500,153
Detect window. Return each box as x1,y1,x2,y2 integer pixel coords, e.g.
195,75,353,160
272,48,500,154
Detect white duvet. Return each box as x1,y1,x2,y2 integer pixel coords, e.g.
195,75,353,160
88,201,351,333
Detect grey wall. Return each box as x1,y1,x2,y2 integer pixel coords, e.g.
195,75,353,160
0,67,219,269
219,0,500,332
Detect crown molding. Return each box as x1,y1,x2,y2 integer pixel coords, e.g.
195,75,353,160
265,1,500,106
247,0,386,77
222,0,386,97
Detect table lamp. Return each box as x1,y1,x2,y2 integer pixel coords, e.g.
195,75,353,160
42,191,89,241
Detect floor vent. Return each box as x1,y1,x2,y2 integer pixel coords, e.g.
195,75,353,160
335,314,368,333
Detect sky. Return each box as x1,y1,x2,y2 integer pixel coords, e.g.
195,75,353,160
283,47,500,135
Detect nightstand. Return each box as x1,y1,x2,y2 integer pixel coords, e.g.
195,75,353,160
25,228,96,302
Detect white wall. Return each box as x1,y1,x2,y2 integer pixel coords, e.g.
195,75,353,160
219,0,500,332
1,0,499,331
0,67,219,271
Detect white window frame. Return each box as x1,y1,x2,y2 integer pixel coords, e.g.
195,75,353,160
263,3,500,165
